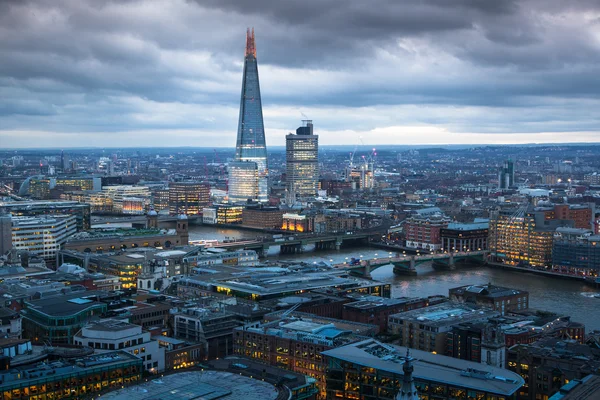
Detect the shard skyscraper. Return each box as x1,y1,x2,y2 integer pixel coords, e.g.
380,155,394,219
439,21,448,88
228,28,269,203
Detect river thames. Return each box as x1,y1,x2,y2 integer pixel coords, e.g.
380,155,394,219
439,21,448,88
189,225,600,332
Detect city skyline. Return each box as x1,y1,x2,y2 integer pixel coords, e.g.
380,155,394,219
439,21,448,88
1,0,600,148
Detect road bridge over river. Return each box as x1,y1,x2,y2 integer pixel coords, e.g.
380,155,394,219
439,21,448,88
197,232,380,257
335,250,489,277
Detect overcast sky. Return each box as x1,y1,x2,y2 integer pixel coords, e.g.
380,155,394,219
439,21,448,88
1,0,600,148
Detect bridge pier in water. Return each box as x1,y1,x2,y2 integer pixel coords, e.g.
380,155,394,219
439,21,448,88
280,243,303,254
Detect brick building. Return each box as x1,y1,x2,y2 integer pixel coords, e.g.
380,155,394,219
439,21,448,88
242,204,284,229
507,337,600,400
404,212,451,251
449,283,529,315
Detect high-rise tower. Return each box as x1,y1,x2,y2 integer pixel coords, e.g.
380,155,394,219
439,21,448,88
228,28,269,203
286,120,319,203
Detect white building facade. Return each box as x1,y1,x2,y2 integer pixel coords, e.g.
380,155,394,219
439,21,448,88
11,214,77,261
74,319,165,373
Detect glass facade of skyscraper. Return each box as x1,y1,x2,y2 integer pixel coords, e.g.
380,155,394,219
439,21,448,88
229,28,268,203
286,120,319,201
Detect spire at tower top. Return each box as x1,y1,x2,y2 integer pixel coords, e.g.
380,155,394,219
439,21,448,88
395,349,419,400
245,27,256,58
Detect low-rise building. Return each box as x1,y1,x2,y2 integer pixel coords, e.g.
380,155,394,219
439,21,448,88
507,337,600,400
342,296,438,333
449,283,529,315
173,307,244,360
0,351,142,398
152,335,205,371
177,269,391,302
21,290,109,344
549,374,600,400
242,204,284,229
552,228,600,277
404,212,451,251
388,302,500,354
234,315,372,398
441,220,489,252
323,338,524,400
0,307,21,339
74,319,165,373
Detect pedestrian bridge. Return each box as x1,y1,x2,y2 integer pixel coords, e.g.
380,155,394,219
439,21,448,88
336,250,489,277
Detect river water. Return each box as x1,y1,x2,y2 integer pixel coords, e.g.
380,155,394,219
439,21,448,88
188,225,600,332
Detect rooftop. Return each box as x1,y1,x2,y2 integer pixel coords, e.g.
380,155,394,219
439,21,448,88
445,222,489,231
450,284,528,299
24,290,108,317
389,302,500,328
83,318,139,332
101,371,280,400
549,375,600,400
323,339,524,396
0,351,140,389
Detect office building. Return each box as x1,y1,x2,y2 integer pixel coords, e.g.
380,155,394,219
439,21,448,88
323,339,524,400
286,120,319,202
228,28,269,203
242,204,283,229
388,303,499,354
74,319,165,373
22,291,109,344
552,228,600,277
227,161,260,203
441,220,489,252
233,315,371,397
168,181,210,215
11,215,77,262
489,205,575,267
152,188,170,212
498,159,515,189
449,284,529,314
0,351,142,399
0,200,90,231
0,213,11,255
102,185,150,214
174,308,244,360
202,204,243,225
507,337,600,400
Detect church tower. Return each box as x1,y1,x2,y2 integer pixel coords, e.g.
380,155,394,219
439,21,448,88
176,212,189,245
481,323,506,368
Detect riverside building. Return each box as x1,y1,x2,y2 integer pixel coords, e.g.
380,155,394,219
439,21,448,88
168,181,210,215
551,227,600,277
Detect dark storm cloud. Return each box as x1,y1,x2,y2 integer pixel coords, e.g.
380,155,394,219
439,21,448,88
0,0,599,144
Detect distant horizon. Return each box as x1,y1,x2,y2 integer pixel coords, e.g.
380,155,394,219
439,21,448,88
3,142,600,152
